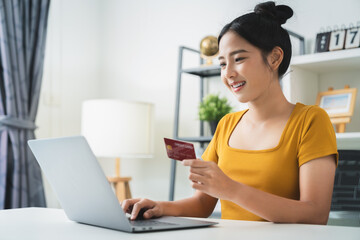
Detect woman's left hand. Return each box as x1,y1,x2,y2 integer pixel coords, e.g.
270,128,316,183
182,159,237,201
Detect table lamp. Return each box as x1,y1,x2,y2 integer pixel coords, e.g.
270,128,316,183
81,99,154,202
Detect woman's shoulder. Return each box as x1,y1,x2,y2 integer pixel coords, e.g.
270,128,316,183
217,109,248,131
291,103,333,133
222,109,248,120
218,109,247,124
294,103,329,120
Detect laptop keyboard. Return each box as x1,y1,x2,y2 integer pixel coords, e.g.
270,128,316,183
130,219,177,227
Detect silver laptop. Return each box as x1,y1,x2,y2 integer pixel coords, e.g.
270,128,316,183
28,136,217,233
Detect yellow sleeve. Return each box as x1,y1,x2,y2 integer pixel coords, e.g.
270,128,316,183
201,115,228,164
298,106,339,167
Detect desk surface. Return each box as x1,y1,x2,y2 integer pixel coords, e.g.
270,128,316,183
0,208,359,240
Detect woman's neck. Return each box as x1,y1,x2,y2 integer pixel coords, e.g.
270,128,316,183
246,79,294,123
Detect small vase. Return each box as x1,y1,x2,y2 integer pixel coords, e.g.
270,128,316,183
209,120,218,135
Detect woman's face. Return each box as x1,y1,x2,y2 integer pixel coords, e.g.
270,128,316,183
218,31,274,103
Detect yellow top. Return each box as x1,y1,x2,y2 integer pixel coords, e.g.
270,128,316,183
202,103,338,221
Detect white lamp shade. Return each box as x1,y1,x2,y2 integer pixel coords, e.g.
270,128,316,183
81,99,154,158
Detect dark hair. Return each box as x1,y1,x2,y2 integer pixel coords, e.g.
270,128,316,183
218,1,293,78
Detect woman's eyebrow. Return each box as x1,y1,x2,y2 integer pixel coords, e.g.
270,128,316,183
218,49,249,60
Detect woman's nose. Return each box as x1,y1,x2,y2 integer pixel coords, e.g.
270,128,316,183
223,63,236,79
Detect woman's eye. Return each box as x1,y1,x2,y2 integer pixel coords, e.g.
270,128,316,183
235,57,245,62
219,63,226,67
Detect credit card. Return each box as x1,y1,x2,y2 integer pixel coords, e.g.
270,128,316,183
164,138,196,161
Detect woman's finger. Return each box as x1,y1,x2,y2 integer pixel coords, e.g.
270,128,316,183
130,199,158,220
182,159,208,167
189,166,208,176
143,205,161,219
191,181,206,191
121,198,141,213
189,172,207,184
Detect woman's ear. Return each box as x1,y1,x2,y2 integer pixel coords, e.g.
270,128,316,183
267,46,284,72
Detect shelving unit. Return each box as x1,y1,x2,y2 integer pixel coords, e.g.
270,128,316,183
282,48,360,133
169,46,220,201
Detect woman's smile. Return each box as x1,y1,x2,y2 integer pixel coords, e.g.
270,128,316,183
230,81,246,92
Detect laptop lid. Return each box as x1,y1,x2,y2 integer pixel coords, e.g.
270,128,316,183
28,136,217,232
28,136,133,231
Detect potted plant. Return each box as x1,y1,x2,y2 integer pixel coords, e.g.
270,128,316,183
198,93,232,134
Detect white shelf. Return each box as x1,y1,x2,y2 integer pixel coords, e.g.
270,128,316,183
291,48,360,73
336,132,360,150
336,132,360,139
283,47,360,133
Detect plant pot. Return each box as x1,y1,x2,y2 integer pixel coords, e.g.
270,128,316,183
209,120,219,135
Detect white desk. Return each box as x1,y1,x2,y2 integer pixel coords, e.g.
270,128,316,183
0,208,359,240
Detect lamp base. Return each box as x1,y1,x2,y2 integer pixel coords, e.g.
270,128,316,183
107,176,132,202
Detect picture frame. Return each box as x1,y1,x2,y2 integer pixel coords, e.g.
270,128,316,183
316,88,357,118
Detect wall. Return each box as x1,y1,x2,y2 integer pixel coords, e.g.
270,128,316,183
37,0,102,207
37,0,360,207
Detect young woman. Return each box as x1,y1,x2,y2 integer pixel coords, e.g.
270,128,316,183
122,1,338,224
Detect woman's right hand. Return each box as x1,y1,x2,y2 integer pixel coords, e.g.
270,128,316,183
121,198,164,220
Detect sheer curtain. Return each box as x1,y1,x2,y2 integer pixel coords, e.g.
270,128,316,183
0,0,50,208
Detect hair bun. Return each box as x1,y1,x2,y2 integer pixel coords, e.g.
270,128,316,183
254,1,293,25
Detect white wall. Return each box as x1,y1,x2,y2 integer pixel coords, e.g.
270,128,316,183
37,0,102,207
37,0,360,207
38,0,102,137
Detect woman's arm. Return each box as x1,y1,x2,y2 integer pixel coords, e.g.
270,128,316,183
122,190,217,220
161,191,218,217
184,155,336,224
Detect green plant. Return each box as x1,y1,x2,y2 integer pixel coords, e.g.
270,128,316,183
198,94,232,122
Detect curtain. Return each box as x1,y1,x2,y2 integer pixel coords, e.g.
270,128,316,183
0,0,50,209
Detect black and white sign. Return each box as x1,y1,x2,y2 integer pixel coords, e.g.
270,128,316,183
329,30,346,51
315,24,360,53
315,32,331,52
345,27,360,49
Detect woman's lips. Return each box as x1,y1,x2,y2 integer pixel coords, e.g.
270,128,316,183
230,81,246,92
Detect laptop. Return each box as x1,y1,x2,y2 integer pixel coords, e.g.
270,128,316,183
28,136,217,233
